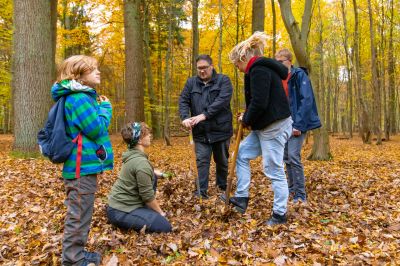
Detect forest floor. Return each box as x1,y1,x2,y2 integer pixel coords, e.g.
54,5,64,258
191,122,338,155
0,133,399,265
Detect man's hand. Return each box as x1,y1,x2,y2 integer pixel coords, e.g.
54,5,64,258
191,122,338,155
191,114,206,126
99,95,109,103
182,118,193,129
293,128,301,136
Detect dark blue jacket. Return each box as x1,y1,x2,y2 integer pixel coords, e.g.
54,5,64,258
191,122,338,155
288,67,321,132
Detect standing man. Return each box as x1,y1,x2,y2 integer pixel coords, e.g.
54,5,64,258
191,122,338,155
275,49,321,203
179,54,233,199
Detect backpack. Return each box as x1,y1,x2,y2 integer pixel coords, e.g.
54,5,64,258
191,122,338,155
37,96,81,164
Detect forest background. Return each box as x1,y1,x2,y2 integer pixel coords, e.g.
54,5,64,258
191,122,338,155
0,0,400,264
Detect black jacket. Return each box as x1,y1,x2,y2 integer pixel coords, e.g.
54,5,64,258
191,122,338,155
243,57,291,130
179,71,233,143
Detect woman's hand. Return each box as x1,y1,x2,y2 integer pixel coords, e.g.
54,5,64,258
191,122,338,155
99,95,109,103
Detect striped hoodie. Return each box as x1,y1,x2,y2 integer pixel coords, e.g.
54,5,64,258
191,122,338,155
51,80,114,179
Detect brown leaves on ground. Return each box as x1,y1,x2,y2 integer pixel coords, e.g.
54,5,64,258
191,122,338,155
0,134,399,265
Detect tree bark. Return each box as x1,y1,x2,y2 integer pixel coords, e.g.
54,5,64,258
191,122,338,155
340,0,353,138
124,0,145,122
271,0,276,56
191,0,199,76
218,0,223,72
163,0,173,146
252,0,265,33
277,0,312,71
143,3,161,138
388,0,396,135
278,0,330,160
367,0,382,145
12,0,56,154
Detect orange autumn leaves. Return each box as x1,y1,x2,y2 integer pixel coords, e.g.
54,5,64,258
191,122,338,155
0,134,399,264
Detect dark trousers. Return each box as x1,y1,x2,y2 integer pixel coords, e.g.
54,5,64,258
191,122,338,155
62,174,97,266
194,139,230,194
107,206,172,233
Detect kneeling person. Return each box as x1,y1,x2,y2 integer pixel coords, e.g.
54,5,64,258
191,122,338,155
107,122,172,233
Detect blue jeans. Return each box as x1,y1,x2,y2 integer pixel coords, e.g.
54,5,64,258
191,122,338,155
284,132,307,201
235,118,292,215
107,206,172,233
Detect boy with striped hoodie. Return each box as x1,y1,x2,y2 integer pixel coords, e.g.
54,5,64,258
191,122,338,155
52,55,113,266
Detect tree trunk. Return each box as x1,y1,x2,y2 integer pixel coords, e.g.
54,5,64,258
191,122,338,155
277,0,312,71
163,0,173,146
143,3,161,138
388,0,396,135
12,0,56,154
278,0,330,160
191,0,199,76
233,0,240,115
367,0,382,145
124,0,145,122
218,0,223,72
340,0,353,138
271,0,276,56
252,0,265,33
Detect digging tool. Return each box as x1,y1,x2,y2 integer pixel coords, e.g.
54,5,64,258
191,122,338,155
225,123,243,207
189,129,202,203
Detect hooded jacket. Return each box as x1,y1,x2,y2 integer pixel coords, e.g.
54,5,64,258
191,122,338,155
243,57,291,130
108,148,155,213
288,67,321,132
51,80,113,179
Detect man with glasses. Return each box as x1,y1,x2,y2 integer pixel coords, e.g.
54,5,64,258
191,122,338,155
275,49,321,204
179,54,233,199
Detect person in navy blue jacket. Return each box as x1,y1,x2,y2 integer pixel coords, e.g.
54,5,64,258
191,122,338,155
275,49,321,203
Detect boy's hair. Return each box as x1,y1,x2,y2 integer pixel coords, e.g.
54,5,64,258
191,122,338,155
121,122,151,147
275,49,293,62
56,55,98,82
229,31,267,63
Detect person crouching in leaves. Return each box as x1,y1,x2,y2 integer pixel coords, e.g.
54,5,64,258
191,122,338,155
107,122,172,233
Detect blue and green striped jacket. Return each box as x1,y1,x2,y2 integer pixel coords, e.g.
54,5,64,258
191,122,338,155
51,80,114,179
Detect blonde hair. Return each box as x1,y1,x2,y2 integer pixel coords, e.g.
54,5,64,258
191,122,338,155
56,55,98,82
229,31,268,63
275,48,293,62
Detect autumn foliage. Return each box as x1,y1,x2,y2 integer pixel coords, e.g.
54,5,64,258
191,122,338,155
0,134,399,265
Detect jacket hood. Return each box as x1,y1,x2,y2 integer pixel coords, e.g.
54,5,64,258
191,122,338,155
51,79,96,101
250,57,289,80
122,148,147,164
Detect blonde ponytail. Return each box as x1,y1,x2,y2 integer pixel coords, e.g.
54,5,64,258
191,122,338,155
229,31,268,63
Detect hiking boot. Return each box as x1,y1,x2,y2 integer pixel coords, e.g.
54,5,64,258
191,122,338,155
293,197,307,205
219,194,249,214
265,212,287,226
81,251,101,266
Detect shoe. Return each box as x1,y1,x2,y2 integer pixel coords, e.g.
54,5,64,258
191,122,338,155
219,194,249,214
81,251,101,266
193,191,209,199
293,197,307,204
265,212,287,226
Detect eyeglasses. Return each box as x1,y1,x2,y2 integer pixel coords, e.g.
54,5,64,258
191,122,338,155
197,65,211,71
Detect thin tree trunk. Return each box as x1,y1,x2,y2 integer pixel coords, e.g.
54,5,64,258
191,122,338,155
271,0,276,56
191,0,199,76
124,0,145,122
12,0,56,154
252,0,265,33
352,0,371,143
332,46,339,134
143,3,161,138
308,0,331,161
163,0,173,146
218,0,223,72
367,0,382,145
340,0,353,138
388,0,396,135
234,0,240,115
